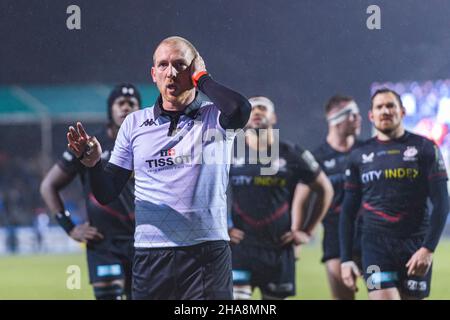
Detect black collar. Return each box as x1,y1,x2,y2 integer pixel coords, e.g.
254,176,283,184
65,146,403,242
153,93,202,120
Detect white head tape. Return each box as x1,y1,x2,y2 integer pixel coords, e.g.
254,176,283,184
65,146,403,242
327,101,359,126
249,96,275,114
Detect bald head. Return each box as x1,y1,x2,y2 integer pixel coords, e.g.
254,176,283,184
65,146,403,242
153,36,197,65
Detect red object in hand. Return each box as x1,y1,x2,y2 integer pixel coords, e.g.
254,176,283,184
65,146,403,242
192,71,208,87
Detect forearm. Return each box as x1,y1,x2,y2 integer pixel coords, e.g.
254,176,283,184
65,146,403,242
291,184,312,231
303,173,334,234
423,180,449,251
197,75,251,129
339,190,362,262
40,182,65,215
303,190,331,234
89,161,131,205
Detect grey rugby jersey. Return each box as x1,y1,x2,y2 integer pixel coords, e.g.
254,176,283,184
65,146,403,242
109,96,235,247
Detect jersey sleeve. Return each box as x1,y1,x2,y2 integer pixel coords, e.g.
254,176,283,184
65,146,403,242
344,150,361,191
57,149,82,176
422,140,448,182
293,146,321,184
109,114,134,170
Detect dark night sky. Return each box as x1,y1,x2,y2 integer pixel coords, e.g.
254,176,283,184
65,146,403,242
1,0,450,149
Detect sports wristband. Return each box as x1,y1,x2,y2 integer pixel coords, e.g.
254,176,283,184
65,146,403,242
55,210,76,234
192,71,208,87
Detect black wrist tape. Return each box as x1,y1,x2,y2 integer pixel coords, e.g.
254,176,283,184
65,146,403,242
55,210,76,234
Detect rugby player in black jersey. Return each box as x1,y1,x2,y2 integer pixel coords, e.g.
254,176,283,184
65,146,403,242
228,96,333,299
296,95,362,299
40,84,141,299
340,88,449,300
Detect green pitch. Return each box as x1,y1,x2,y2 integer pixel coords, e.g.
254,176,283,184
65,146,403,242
0,240,449,300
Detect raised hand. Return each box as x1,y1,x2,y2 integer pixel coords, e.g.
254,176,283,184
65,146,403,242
191,51,207,76
67,122,102,167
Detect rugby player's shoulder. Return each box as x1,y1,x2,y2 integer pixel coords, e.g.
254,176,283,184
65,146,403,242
281,140,302,154
348,138,375,159
406,131,435,146
312,142,331,159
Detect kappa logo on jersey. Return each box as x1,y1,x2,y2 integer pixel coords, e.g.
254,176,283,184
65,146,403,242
139,118,157,127
362,152,375,163
324,159,336,169
403,146,418,161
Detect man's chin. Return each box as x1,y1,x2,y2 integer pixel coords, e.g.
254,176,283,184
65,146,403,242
376,125,396,135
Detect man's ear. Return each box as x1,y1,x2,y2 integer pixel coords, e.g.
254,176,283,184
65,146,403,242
401,107,406,117
271,113,277,126
368,109,374,123
150,66,156,83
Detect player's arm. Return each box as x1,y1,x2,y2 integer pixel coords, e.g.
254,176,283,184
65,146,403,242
282,148,332,246
406,143,449,276
191,54,251,130
40,164,76,215
66,122,132,205
339,189,362,291
339,154,362,291
301,171,333,235
40,163,103,242
290,183,313,237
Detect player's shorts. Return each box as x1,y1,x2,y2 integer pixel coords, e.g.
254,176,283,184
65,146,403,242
86,237,134,294
231,242,295,299
132,240,232,300
361,232,432,299
321,215,362,263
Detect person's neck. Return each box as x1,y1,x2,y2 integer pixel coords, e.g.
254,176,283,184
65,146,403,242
376,125,405,141
246,127,274,151
108,124,119,139
326,129,355,153
162,90,196,112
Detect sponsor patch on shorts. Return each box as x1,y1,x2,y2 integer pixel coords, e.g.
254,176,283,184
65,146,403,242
97,264,122,277
232,270,251,282
369,271,398,284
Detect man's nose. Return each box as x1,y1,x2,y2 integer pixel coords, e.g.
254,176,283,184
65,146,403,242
166,64,178,78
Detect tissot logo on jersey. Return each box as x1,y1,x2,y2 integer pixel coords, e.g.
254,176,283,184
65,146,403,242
145,148,192,169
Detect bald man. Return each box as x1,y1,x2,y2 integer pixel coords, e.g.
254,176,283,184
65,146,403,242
66,36,251,299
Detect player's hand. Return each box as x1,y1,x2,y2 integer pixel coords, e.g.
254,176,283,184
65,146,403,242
190,51,207,76
294,245,302,260
406,247,433,277
67,122,102,167
228,228,245,244
280,230,311,246
69,222,104,243
341,261,361,292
